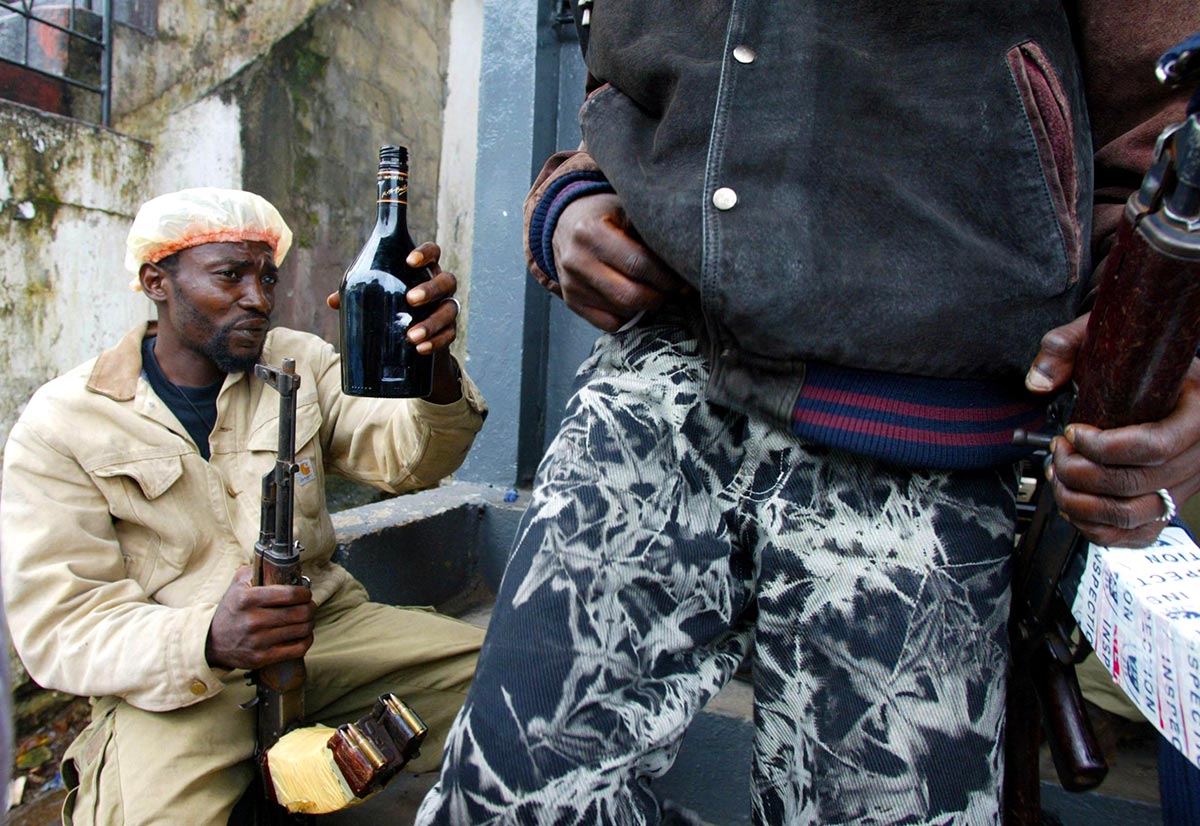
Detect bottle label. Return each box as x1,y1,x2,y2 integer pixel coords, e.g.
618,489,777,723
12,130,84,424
378,171,409,205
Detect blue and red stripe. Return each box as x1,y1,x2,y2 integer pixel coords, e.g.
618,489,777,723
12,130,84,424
792,362,1045,469
529,172,1047,470
529,171,614,282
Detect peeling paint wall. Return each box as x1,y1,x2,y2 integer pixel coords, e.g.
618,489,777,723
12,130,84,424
1,0,484,458
0,104,154,449
148,95,245,193
229,0,459,340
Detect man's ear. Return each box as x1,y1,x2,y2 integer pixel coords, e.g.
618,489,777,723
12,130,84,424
139,262,168,301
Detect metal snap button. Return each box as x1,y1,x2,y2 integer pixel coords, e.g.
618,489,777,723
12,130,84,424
712,187,738,211
733,45,757,64
190,679,207,696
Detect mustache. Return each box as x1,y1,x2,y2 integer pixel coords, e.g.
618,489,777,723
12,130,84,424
225,311,271,328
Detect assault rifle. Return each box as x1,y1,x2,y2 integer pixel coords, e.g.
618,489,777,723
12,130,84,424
251,358,310,825
1005,39,1200,825
248,359,429,821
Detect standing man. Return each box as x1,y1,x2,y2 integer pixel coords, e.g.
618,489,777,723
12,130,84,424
419,4,1200,825
1,188,488,825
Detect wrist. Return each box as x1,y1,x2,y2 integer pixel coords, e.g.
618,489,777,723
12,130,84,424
204,627,223,669
425,352,463,404
529,172,614,281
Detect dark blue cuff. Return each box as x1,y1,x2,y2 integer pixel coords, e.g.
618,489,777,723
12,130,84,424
528,172,613,281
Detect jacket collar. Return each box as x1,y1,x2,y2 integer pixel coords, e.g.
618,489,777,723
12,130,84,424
87,321,259,403
87,321,156,402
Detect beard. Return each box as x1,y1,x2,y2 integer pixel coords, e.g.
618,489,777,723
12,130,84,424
171,282,269,375
201,323,267,375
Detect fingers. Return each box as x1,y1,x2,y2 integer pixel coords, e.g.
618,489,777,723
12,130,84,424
407,242,441,272
1058,514,1166,549
1048,367,1200,546
248,637,315,667
1051,367,1200,518
226,585,316,637
210,599,316,670
236,584,316,613
559,264,667,332
407,270,459,354
409,302,459,354
406,270,457,307
232,604,315,660
207,567,316,669
1065,363,1200,466
553,193,686,330
594,211,681,293
1050,460,1175,548
330,239,441,311
1026,313,1090,393
234,630,315,670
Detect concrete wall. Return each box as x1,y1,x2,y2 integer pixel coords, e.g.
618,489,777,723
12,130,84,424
0,0,483,454
0,105,154,449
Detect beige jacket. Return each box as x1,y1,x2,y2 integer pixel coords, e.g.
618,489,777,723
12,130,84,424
1,323,486,713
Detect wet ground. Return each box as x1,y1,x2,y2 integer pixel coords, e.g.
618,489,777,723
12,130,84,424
8,687,88,825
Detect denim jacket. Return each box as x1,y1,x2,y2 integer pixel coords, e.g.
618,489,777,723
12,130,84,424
527,1,1198,439
586,1,1093,422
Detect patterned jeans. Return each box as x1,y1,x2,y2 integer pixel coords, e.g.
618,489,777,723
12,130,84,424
418,314,1017,825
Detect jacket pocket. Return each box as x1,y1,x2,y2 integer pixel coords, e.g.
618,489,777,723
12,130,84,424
92,455,189,587
247,400,332,562
93,455,183,501
1007,40,1082,285
61,703,119,825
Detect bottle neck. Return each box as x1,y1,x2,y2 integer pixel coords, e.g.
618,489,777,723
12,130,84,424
375,167,409,236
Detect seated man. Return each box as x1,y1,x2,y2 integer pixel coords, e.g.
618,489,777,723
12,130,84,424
1,188,487,825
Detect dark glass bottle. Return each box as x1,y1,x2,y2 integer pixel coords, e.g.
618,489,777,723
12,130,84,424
339,145,434,398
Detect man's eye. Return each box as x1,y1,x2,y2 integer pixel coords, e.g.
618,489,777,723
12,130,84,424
217,270,240,280
262,273,279,286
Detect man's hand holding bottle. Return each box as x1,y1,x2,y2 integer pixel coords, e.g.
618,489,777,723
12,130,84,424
327,241,462,404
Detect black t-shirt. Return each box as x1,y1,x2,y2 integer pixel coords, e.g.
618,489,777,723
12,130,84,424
141,337,222,461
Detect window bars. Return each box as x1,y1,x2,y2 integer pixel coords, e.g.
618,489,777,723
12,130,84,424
0,0,113,125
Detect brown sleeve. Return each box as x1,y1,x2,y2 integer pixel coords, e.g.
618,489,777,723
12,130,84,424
522,145,604,295
1074,1,1200,269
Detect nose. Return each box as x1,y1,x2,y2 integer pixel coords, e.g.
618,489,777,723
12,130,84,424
239,275,273,316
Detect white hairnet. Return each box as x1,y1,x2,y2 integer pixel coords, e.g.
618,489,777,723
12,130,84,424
125,188,293,288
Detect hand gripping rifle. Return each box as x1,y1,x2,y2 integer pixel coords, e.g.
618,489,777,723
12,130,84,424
1005,38,1200,825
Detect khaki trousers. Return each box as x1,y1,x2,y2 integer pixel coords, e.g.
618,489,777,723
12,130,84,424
61,580,483,826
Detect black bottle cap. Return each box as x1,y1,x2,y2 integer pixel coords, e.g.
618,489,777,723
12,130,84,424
379,145,408,169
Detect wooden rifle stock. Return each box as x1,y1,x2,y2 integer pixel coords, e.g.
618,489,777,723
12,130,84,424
1006,53,1200,824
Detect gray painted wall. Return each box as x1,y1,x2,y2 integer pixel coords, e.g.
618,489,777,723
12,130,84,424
458,0,601,489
